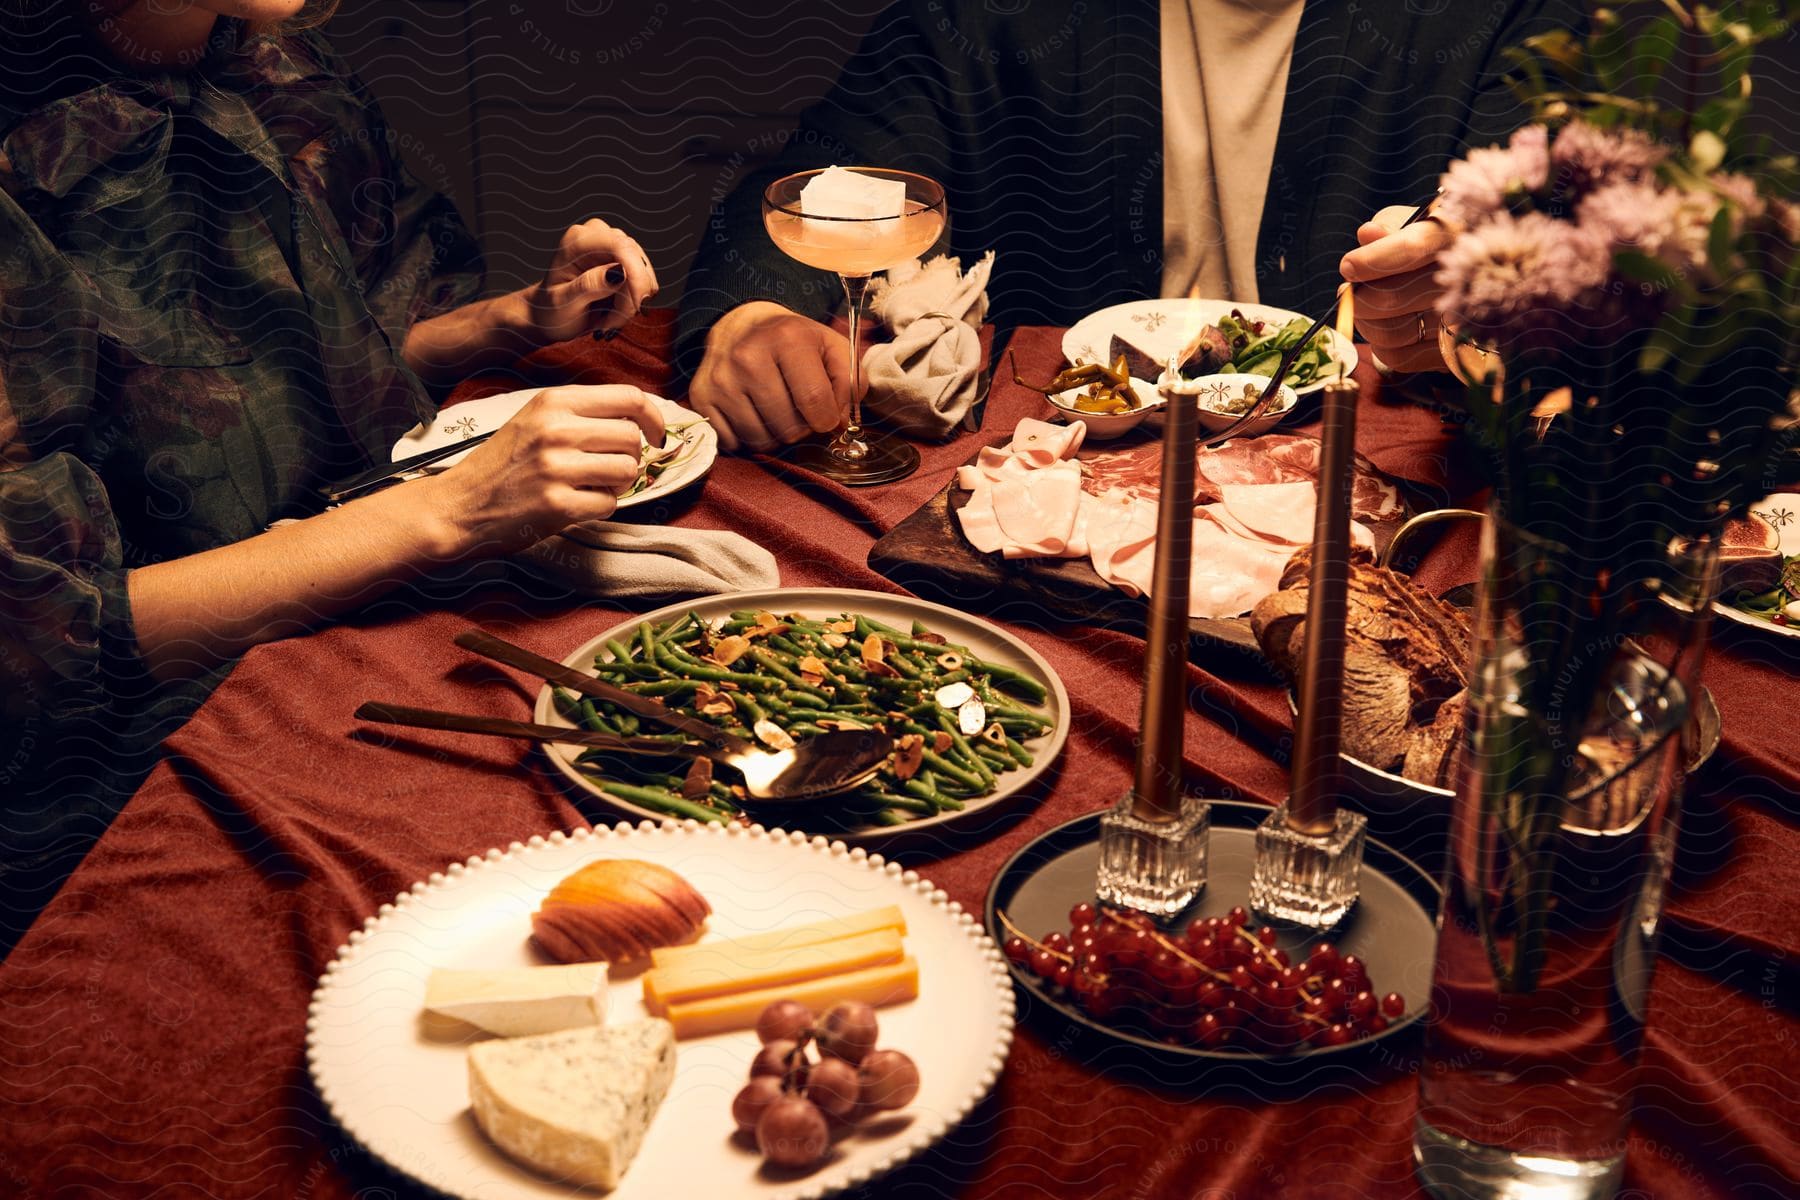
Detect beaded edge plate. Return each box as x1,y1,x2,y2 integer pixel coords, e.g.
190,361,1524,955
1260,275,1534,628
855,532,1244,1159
307,820,1015,1200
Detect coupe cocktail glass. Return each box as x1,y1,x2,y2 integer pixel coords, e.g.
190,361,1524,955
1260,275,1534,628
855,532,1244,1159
762,168,947,486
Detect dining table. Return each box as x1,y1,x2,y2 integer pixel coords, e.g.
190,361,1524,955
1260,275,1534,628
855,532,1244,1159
0,309,1795,1200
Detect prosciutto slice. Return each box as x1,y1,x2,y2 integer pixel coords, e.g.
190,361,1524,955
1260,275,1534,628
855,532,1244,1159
1079,432,1400,521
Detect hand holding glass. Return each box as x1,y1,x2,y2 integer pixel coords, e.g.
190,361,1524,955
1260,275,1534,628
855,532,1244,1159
761,168,947,485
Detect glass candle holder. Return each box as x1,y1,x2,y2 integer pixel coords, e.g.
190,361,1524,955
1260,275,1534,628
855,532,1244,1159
1248,802,1367,928
1095,790,1211,917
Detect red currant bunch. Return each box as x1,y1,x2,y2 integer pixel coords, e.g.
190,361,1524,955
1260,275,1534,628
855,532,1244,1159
1000,902,1406,1053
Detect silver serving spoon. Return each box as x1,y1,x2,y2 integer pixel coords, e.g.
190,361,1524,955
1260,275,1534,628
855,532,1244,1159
353,700,893,803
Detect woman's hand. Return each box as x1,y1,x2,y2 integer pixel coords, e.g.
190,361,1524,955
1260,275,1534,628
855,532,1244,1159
425,385,666,556
523,218,660,344
128,385,664,682
402,219,660,385
1339,205,1456,374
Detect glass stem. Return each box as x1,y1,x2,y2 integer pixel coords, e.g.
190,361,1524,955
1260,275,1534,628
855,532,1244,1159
841,273,870,440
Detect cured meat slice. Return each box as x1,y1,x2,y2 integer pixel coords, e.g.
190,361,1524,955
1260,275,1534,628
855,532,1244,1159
991,461,1084,557
957,417,1397,619
1087,494,1158,596
1195,442,1313,490
1079,441,1185,502
1008,417,1085,467
1220,481,1317,544
1217,483,1375,550
1083,432,1401,521
1188,520,1295,618
955,478,1007,553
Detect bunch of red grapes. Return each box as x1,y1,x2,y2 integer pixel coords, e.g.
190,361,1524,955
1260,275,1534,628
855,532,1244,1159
1001,903,1406,1053
730,999,922,1168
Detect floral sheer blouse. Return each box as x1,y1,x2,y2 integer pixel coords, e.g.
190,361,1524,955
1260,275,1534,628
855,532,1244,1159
0,20,481,849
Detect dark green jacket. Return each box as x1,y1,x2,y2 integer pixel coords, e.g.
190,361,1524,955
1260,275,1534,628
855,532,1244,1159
677,0,1586,375
0,17,480,936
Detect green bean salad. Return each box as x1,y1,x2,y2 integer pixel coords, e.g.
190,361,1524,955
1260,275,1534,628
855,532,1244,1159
552,608,1055,829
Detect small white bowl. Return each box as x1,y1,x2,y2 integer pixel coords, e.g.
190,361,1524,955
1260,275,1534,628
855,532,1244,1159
1046,376,1164,440
1173,373,1299,438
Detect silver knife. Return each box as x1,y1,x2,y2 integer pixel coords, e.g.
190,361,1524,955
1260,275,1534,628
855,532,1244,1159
317,430,496,504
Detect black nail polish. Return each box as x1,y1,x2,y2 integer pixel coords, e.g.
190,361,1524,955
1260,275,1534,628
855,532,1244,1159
605,265,625,286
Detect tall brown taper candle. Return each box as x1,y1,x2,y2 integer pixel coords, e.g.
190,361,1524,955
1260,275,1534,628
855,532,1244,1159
1288,292,1360,835
1131,384,1199,820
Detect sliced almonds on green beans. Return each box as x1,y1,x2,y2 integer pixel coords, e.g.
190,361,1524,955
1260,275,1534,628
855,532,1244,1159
936,681,975,708
958,698,987,736
564,607,1054,829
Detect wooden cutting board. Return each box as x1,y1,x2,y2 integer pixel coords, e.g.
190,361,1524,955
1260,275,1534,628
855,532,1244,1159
868,429,1427,656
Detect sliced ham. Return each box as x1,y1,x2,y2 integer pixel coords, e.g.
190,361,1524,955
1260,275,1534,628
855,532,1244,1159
1220,481,1317,544
1092,507,1294,618
956,475,1007,554
1218,482,1375,550
1189,520,1294,618
1009,417,1085,467
992,461,1084,557
1087,494,1159,596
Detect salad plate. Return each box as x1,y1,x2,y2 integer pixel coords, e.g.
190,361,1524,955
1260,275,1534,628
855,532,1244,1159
1714,492,1800,641
1062,298,1357,396
307,820,1014,1200
391,389,718,511
530,588,1070,843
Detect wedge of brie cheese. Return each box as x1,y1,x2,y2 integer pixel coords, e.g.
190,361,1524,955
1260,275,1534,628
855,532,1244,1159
467,1019,677,1190
423,962,607,1038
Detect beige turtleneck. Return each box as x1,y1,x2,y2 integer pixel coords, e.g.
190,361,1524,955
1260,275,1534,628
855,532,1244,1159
1159,0,1305,303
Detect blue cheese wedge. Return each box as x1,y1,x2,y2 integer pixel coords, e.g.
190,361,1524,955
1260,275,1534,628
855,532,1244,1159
467,1019,677,1190
423,963,608,1038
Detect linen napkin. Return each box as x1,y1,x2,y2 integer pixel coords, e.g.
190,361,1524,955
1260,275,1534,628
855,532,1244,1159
517,522,780,598
862,251,995,439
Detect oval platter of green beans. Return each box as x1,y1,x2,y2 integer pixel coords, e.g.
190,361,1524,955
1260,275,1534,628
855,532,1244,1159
530,588,1071,841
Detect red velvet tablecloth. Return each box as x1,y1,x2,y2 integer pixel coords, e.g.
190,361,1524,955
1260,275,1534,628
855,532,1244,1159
1,313,1795,1198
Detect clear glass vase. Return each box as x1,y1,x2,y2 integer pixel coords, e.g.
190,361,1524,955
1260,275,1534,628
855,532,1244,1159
1413,509,1718,1200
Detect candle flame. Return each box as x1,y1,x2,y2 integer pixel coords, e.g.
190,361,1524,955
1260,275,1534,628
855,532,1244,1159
1334,283,1355,343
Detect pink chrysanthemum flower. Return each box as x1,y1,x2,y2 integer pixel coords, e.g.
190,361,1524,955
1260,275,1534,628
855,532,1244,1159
1771,198,1800,248
1708,172,1766,221
1660,188,1729,278
1579,181,1679,254
1438,125,1551,230
1436,211,1614,344
1547,120,1667,202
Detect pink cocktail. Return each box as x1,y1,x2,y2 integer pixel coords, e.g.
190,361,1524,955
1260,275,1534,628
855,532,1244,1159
762,168,947,485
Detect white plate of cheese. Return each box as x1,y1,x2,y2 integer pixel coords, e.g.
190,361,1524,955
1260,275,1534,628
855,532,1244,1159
306,821,1014,1200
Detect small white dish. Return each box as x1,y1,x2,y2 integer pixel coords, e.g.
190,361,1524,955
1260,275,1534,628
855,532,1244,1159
391,388,717,512
1044,376,1163,440
1176,373,1299,438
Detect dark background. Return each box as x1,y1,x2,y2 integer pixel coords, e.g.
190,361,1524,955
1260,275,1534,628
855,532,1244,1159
328,0,891,302
328,1,1800,305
